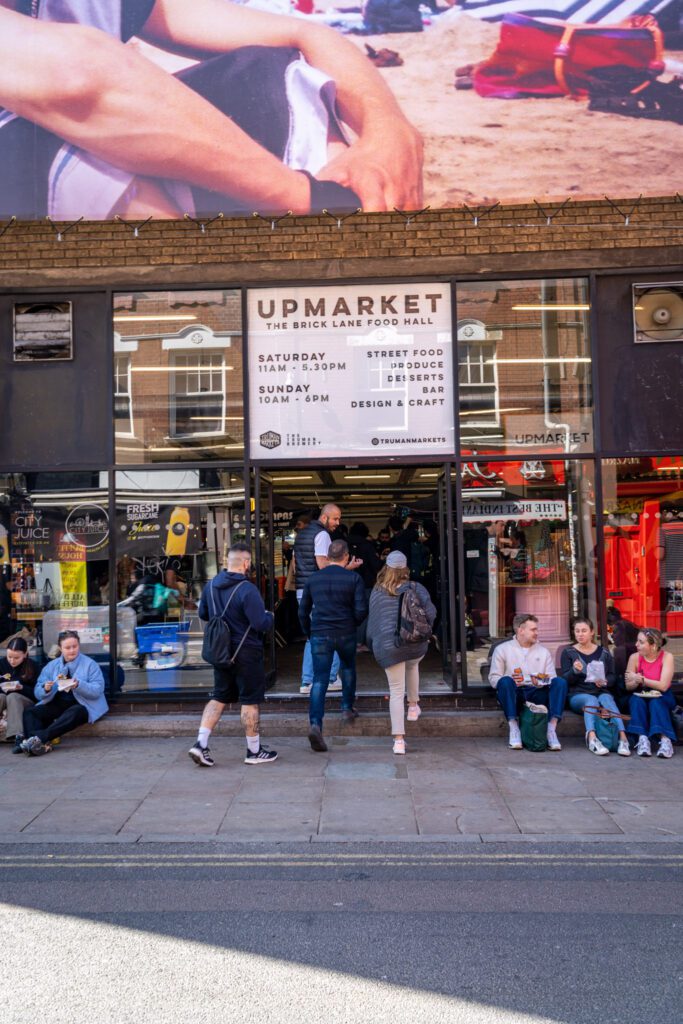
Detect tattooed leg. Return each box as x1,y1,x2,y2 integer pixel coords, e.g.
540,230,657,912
241,703,260,737
199,699,225,732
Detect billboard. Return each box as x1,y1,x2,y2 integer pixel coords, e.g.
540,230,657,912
0,2,679,221
247,282,454,458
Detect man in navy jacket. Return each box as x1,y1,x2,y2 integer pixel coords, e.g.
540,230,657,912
299,539,368,751
189,543,277,767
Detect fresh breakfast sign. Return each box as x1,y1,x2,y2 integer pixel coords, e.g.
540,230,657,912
247,283,455,460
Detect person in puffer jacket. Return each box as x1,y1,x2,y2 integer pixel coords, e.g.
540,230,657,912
367,550,435,756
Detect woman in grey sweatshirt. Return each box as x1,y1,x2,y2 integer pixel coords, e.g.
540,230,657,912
366,551,436,755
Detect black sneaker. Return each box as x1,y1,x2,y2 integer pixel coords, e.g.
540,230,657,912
12,734,25,754
308,724,328,752
244,746,278,765
188,742,214,767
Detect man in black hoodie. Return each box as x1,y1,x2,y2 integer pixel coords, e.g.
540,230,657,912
189,542,277,767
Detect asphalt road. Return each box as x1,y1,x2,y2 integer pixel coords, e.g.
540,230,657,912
1,842,681,1024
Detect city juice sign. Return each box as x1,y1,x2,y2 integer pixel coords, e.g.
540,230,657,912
247,283,454,459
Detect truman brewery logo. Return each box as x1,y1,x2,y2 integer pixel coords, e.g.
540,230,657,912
260,430,281,450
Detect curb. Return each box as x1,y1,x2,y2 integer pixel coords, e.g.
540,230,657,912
1,833,682,845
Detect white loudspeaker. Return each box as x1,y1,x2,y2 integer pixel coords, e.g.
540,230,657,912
633,283,683,344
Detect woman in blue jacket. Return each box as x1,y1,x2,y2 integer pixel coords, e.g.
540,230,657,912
18,630,108,756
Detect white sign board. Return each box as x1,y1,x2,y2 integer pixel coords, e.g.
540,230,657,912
463,500,567,522
248,283,454,459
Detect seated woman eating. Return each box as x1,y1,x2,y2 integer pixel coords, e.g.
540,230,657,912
18,630,108,756
0,637,38,745
561,616,630,757
625,627,676,759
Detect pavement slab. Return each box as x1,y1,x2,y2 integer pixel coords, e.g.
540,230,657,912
596,798,683,834
3,735,683,843
504,796,623,834
121,794,236,834
22,799,142,835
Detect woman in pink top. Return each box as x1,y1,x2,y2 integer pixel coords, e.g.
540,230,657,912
625,628,676,758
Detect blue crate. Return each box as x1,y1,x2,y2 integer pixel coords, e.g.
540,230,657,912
135,621,190,654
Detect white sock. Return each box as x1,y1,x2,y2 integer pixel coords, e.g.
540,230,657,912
197,727,211,747
247,734,260,754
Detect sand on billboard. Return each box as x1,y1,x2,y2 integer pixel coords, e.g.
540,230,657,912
348,12,682,206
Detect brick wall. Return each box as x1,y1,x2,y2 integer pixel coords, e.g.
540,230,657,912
1,195,681,288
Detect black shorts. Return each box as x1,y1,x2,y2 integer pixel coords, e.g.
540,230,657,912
210,648,267,705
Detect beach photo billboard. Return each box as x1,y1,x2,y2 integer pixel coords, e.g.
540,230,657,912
0,1,680,221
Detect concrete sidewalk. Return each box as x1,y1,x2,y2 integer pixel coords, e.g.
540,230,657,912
3,733,683,844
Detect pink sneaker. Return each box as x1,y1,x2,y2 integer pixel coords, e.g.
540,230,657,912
406,703,421,722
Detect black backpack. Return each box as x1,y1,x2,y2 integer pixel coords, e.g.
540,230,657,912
201,580,250,667
395,582,432,645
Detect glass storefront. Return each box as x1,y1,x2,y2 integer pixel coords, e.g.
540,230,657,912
1,277,680,696
456,278,592,456
602,455,683,677
460,459,598,687
0,472,112,676
113,289,244,463
114,469,246,693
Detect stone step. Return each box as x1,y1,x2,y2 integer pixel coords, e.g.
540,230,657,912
84,709,586,739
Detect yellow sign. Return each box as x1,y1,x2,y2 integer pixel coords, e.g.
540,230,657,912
60,562,87,609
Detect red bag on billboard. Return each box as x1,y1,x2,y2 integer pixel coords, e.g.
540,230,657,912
472,14,665,99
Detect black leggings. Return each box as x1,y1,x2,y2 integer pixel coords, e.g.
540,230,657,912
23,693,89,743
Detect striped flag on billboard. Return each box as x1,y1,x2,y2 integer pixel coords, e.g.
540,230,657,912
455,0,679,24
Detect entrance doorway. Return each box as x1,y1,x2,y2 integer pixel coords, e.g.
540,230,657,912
254,464,458,696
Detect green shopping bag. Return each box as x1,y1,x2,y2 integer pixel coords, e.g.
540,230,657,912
520,702,548,752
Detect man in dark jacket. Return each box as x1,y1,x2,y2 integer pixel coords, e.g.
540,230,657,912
293,503,361,694
298,539,368,752
189,543,277,767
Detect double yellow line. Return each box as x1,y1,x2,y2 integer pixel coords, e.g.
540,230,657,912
2,850,682,870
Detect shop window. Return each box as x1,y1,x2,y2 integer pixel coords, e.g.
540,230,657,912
460,459,597,687
170,352,225,438
456,279,593,456
602,456,683,679
114,469,246,694
112,290,244,463
114,355,134,438
458,322,500,427
0,473,112,679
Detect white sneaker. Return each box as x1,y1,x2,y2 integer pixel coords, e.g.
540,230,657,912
547,727,562,751
406,703,421,722
328,677,342,692
299,683,312,695
587,734,609,756
617,739,632,757
636,735,652,757
393,737,406,755
508,720,522,749
657,736,674,759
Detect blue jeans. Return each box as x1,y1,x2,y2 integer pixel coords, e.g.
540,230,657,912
627,689,676,741
569,691,624,734
309,633,357,727
298,594,339,684
495,675,568,723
